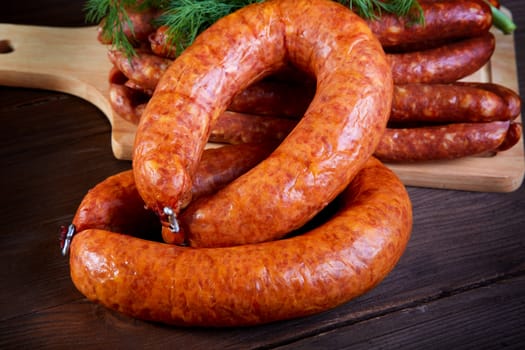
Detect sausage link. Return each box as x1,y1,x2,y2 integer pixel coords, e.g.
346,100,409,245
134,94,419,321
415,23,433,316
148,25,177,59
72,170,160,240
72,143,275,245
367,0,492,49
390,82,521,123
374,121,514,162
69,157,412,327
453,82,522,121
133,0,392,239
388,32,495,84
228,78,315,117
97,8,160,45
108,49,172,91
108,83,149,124
209,111,296,144
497,122,522,152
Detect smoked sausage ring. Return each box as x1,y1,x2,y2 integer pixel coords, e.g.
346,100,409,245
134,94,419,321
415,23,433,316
69,157,412,327
132,0,393,246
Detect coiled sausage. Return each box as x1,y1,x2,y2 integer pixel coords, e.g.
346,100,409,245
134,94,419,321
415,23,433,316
69,158,412,327
132,0,392,245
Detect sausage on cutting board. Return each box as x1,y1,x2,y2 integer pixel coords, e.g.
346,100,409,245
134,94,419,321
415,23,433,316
132,0,393,247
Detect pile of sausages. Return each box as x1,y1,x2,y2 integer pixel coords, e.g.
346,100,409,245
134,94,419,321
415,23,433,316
106,0,522,162
65,0,520,327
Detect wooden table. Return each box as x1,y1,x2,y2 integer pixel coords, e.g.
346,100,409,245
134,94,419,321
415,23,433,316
1,1,524,348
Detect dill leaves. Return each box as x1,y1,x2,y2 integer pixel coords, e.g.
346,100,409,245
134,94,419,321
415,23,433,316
84,0,423,57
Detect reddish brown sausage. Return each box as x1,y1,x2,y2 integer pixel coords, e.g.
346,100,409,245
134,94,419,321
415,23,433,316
108,83,148,124
390,82,522,123
497,123,522,152
367,0,492,49
228,78,315,117
72,170,159,239
374,121,515,162
388,32,495,84
108,49,172,91
453,82,522,121
132,0,392,245
149,25,177,59
97,8,160,45
209,110,296,144
69,157,412,327
72,143,275,245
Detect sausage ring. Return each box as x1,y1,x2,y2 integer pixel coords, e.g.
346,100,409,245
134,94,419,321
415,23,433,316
69,157,412,327
132,0,393,247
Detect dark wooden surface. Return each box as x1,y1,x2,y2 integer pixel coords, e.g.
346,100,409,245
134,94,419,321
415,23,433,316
1,1,524,349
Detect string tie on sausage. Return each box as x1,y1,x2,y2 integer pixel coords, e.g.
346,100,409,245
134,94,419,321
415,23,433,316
163,206,180,233
60,224,76,256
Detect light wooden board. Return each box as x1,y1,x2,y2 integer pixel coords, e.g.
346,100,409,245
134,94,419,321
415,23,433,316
0,12,523,192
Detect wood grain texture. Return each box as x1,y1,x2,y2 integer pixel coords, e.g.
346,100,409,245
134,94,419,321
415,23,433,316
0,1,524,349
0,9,523,192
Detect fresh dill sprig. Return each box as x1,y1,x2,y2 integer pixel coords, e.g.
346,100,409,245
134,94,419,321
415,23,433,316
84,0,169,57
84,0,424,58
156,0,263,56
341,0,424,24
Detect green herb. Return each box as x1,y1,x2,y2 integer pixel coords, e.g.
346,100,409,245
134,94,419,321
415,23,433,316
84,0,423,57
157,0,264,56
486,2,516,34
85,0,169,57
342,0,423,23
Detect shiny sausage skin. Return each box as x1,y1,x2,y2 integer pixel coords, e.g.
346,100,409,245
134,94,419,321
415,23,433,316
454,82,522,121
72,170,160,240
209,111,296,144
228,78,315,118
374,121,515,162
108,83,148,124
149,25,177,59
97,8,159,45
108,50,171,91
72,143,275,245
497,122,522,152
390,82,522,123
388,32,495,84
69,158,412,327
133,0,392,240
367,0,492,49
108,50,314,119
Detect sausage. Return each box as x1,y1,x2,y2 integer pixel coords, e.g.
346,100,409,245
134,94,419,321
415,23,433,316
367,0,492,49
107,49,315,119
108,83,148,124
72,170,161,241
108,49,172,91
453,82,522,121
69,157,412,327
72,143,275,245
390,82,522,123
374,121,515,162
149,25,178,59
132,0,393,245
388,32,495,84
209,110,296,144
97,7,160,45
497,122,522,152
228,78,315,118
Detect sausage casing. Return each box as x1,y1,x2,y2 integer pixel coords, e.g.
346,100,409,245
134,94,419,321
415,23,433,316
70,158,412,327
374,121,515,162
368,0,492,49
132,0,392,242
388,32,495,84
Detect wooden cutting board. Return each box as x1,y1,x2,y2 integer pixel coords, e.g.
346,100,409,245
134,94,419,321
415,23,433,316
0,10,523,192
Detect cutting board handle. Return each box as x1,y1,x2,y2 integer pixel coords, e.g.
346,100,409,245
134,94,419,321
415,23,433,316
0,23,137,159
